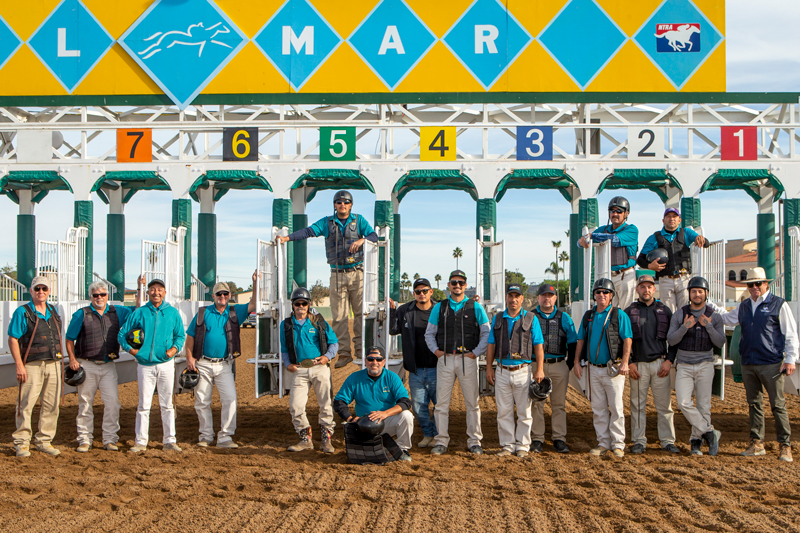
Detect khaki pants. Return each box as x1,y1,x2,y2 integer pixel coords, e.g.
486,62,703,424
13,360,62,447
589,367,626,450
495,365,533,452
330,268,363,358
675,361,714,440
629,359,675,447
433,354,482,448
195,359,237,444
382,410,414,451
76,360,121,446
612,269,636,310
532,359,570,442
288,364,335,432
658,274,690,312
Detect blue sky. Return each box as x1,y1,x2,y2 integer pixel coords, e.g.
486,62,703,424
0,0,797,290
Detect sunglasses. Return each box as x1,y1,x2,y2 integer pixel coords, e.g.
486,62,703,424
414,288,430,295
215,291,230,297
33,286,49,292
594,290,613,296
293,301,309,307
334,200,351,205
92,293,108,298
365,356,385,362
609,208,625,214
746,282,764,288
449,280,466,286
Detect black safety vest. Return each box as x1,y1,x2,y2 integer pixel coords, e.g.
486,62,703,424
325,214,364,266
494,311,535,360
436,301,480,353
535,308,568,356
609,224,634,267
283,314,329,365
75,305,120,362
19,303,62,363
193,306,242,359
653,229,692,278
677,305,715,353
580,307,622,363
627,301,669,341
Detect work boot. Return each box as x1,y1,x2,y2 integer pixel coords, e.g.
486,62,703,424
630,443,645,455
779,444,793,463
704,430,721,457
430,445,447,455
128,444,147,454
515,450,528,458
589,446,609,456
612,449,625,458
76,443,91,453
320,426,335,454
468,445,484,455
740,439,766,456
35,444,61,456
287,427,313,452
662,443,680,454
163,443,182,452
418,436,434,448
690,439,703,456
496,449,513,457
15,445,30,458
334,355,353,368
530,441,543,453
103,443,119,451
553,440,570,453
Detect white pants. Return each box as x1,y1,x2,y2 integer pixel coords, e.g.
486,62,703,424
433,355,482,448
532,360,570,442
495,366,533,452
612,269,637,310
288,364,335,432
76,361,121,446
629,359,675,447
658,274,690,312
195,359,237,444
589,367,626,450
675,361,715,440
382,410,414,451
135,359,176,446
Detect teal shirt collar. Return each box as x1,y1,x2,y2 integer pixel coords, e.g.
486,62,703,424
502,309,526,319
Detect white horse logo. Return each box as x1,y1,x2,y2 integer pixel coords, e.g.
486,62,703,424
138,22,233,59
655,24,700,52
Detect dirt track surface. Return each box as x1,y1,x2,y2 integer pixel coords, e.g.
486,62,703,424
1,329,799,533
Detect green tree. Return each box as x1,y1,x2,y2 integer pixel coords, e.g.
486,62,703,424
224,281,241,296
1,263,17,280
401,272,410,301
413,273,420,280
504,269,528,295
434,274,442,288
559,251,570,305
542,279,570,308
432,288,447,302
452,247,463,270
544,262,564,307
309,280,330,306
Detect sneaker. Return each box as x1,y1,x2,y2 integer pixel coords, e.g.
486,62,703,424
76,443,92,453
287,428,313,452
704,430,721,457
468,445,484,455
15,446,30,458
740,439,766,456
128,444,147,454
334,355,353,368
163,443,182,452
496,449,513,457
779,444,793,463
553,440,570,453
35,444,60,456
612,449,625,458
216,441,239,449
662,443,680,454
630,443,645,455
197,441,210,448
399,451,412,462
103,443,119,451
430,445,447,455
530,441,543,453
690,439,703,456
515,450,528,458
589,446,609,456
418,436,434,448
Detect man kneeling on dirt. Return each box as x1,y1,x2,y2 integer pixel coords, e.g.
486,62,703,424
334,347,414,461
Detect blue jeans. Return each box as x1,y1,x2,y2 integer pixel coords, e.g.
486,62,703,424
408,368,438,437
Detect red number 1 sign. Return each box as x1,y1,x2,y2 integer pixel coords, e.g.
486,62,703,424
721,126,757,161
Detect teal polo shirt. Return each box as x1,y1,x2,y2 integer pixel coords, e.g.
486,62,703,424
334,368,409,417
279,315,338,364
533,307,579,359
8,302,53,339
577,306,633,365
187,303,250,358
487,309,544,366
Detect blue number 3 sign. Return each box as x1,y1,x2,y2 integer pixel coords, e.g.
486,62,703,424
516,126,553,161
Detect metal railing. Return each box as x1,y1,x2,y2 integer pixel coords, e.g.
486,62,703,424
788,226,800,302
140,226,186,303
690,226,726,306
36,240,59,302
92,272,118,301
0,273,27,301
191,274,209,302
770,274,784,299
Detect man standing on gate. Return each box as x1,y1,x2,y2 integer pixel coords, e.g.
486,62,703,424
185,273,258,449
531,283,577,454
707,267,797,462
425,270,491,455
667,276,725,456
276,191,378,368
485,284,545,458
637,207,706,311
573,278,633,457
118,278,185,453
578,197,639,309
65,279,139,452
625,274,679,455
8,276,64,457
389,277,438,448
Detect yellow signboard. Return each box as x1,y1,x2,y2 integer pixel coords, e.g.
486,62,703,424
0,0,726,108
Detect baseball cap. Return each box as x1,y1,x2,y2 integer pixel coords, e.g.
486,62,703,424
30,276,50,290
413,278,431,289
637,274,656,286
212,282,231,295
147,278,165,288
537,284,556,296
366,346,385,357
663,207,680,217
449,270,467,280
506,284,523,295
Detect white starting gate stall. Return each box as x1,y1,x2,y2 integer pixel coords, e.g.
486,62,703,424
774,226,800,396
476,238,506,396
250,229,289,398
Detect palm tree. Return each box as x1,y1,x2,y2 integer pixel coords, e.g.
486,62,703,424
453,247,463,270
559,250,570,305
401,272,409,300
413,273,420,280
544,261,564,307
552,240,561,273
434,274,442,289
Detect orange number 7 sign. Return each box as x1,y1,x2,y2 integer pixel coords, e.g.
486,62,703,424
117,129,152,162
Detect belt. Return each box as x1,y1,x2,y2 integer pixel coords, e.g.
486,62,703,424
589,362,607,368
332,265,363,273
501,363,529,371
544,357,566,364
611,267,634,277
200,356,230,363
79,357,112,365
664,272,689,279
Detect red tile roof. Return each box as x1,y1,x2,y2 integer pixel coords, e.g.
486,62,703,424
727,246,779,264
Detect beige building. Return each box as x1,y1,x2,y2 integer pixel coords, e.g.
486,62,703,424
725,238,779,303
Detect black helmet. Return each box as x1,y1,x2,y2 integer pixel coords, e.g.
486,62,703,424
356,416,385,436
179,368,200,390
608,196,630,212
333,190,353,205
290,287,311,302
592,278,615,295
646,248,669,265
126,328,145,349
64,366,86,387
687,276,710,292
529,377,552,401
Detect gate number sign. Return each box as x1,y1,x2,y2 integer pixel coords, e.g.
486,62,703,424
721,126,757,161
420,127,456,161
516,126,553,160
320,127,356,161
117,129,152,162
223,127,258,161
627,127,664,160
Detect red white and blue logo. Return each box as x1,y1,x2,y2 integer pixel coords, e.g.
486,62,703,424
655,23,700,53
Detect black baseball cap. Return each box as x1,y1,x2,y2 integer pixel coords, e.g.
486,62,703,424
506,284,523,295
449,270,467,280
537,284,556,295
413,278,431,289
147,278,165,288
366,346,385,357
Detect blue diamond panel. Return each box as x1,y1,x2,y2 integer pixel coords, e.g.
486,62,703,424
348,0,436,91
442,0,532,90
633,0,723,89
119,0,247,109
0,16,22,71
538,0,627,90
254,0,341,91
27,0,114,93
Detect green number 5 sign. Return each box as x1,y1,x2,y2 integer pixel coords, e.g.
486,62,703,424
320,127,356,161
